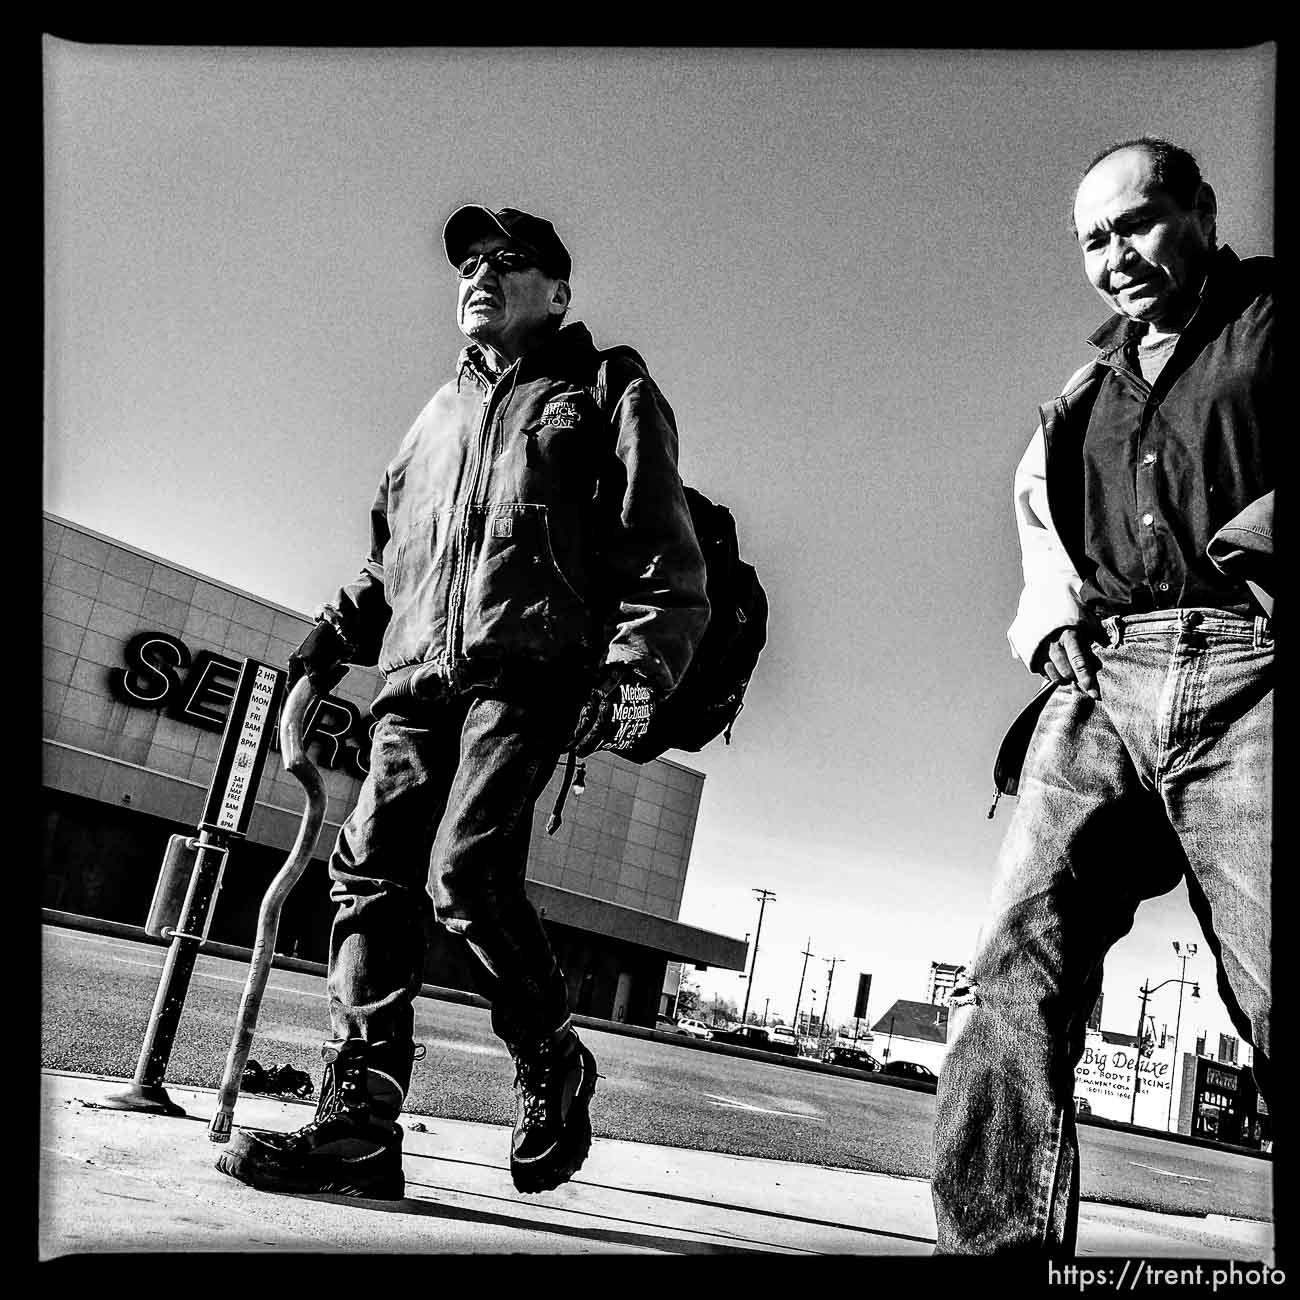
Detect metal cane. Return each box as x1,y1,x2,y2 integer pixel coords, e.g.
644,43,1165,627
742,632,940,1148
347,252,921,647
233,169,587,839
208,675,326,1142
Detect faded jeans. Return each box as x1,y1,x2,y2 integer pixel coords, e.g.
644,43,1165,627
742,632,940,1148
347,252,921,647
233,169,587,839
932,608,1273,1255
323,673,587,1099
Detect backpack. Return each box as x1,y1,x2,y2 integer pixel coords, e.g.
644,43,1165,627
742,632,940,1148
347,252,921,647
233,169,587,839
618,485,768,763
545,484,768,833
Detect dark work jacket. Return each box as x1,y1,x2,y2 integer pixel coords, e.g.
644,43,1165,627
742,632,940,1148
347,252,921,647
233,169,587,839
321,322,709,701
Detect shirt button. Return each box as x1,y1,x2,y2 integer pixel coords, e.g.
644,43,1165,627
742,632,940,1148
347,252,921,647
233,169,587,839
1142,452,1157,465
1158,581,1170,592
1142,513,1154,526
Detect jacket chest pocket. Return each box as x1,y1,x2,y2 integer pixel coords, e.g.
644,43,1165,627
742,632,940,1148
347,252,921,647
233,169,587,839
513,390,602,483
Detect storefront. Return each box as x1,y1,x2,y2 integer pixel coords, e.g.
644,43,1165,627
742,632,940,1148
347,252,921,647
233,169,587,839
42,513,746,1027
1176,1055,1266,1149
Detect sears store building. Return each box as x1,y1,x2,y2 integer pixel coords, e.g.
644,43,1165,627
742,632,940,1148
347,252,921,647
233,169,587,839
42,512,745,1028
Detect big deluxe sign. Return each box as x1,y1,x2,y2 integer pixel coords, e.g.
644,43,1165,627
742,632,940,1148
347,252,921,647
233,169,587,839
108,630,376,780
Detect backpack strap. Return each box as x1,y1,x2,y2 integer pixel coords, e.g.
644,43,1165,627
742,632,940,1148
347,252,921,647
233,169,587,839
545,749,587,835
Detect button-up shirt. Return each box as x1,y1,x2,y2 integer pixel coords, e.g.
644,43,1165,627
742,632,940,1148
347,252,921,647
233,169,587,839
1076,247,1272,618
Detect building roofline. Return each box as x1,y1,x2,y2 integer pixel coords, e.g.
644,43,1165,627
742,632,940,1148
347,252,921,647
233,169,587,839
44,510,313,624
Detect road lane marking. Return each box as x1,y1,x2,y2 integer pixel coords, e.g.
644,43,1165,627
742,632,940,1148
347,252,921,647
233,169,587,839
1128,1161,1210,1183
702,1093,820,1120
90,953,322,1002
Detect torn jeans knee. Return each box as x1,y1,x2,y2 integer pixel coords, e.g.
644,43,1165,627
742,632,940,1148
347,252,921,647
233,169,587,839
944,977,980,1043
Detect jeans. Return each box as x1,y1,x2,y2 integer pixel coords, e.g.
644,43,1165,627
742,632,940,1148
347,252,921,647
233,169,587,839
323,671,588,1099
932,608,1273,1255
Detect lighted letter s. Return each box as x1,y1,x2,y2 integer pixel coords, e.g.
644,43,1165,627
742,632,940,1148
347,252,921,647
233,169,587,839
109,632,191,707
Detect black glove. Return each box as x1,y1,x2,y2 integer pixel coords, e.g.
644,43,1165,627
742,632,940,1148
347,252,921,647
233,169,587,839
287,619,351,696
569,668,658,757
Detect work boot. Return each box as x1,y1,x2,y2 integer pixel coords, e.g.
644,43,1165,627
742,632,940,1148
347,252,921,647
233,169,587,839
215,1038,405,1199
508,1023,598,1193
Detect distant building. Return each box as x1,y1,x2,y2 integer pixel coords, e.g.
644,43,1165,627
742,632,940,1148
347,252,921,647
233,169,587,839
1193,1029,1251,1070
927,962,963,1007
1074,1027,1176,1128
872,999,949,1074
1176,1054,1266,1148
1087,990,1104,1032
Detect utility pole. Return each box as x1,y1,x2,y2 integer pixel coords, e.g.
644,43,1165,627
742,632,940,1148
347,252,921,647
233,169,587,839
1130,972,1199,1126
740,889,775,1028
762,997,770,1026
792,938,814,1031
821,956,843,1041
1167,940,1198,1132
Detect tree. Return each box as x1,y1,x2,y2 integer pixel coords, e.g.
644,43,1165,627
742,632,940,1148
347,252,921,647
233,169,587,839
707,993,740,1026
675,984,701,1018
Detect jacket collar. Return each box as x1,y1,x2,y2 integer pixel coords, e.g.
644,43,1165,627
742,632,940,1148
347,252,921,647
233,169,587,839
456,321,596,391
1085,244,1243,362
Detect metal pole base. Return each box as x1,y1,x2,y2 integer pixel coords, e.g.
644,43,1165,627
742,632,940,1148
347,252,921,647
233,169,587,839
97,1083,187,1117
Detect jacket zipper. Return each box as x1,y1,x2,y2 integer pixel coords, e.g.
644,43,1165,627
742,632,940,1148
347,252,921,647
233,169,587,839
446,365,511,684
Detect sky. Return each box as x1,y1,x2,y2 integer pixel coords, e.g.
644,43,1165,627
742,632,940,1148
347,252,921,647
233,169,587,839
42,41,1276,1058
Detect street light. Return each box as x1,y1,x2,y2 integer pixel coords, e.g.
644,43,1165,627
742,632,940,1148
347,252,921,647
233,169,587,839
1167,941,1198,1131
740,890,775,1027
1130,973,1199,1125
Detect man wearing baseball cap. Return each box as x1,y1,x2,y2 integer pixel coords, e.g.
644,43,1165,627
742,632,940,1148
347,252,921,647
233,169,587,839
216,206,708,1199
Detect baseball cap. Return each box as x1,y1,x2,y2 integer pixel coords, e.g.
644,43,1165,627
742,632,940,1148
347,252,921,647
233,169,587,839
442,206,572,281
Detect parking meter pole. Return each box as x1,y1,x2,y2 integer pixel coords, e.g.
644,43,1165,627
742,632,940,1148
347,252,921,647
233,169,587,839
102,828,233,1116
99,657,286,1118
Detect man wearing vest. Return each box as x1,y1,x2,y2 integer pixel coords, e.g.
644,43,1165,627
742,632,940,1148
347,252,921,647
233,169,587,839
216,205,708,1199
931,138,1273,1254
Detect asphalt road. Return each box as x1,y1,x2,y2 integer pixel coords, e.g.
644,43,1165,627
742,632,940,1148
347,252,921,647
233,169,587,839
40,925,1271,1222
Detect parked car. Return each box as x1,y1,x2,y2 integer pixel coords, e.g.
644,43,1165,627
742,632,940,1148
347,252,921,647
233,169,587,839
1074,1096,1092,1115
881,1060,937,1082
709,1024,791,1054
767,1025,799,1048
823,1043,880,1071
673,1017,713,1040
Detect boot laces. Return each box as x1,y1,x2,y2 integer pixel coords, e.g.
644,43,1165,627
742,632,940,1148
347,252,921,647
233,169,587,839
291,1056,368,1143
514,1042,564,1131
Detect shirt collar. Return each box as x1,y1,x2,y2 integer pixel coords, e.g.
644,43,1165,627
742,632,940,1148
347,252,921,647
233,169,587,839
1086,244,1242,361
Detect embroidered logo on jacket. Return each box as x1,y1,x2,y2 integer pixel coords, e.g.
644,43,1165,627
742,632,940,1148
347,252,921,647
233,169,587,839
541,398,583,429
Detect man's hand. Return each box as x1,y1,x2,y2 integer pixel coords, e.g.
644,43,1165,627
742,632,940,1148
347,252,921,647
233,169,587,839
1034,624,1101,699
287,620,350,696
570,669,658,757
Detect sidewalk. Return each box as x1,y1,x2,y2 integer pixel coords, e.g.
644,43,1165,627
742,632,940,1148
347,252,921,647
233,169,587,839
38,1069,1273,1259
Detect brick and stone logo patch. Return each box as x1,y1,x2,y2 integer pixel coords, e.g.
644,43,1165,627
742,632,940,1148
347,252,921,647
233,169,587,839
541,398,583,429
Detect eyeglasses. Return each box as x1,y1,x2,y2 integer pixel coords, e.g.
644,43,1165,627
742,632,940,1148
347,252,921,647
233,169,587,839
456,248,539,279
